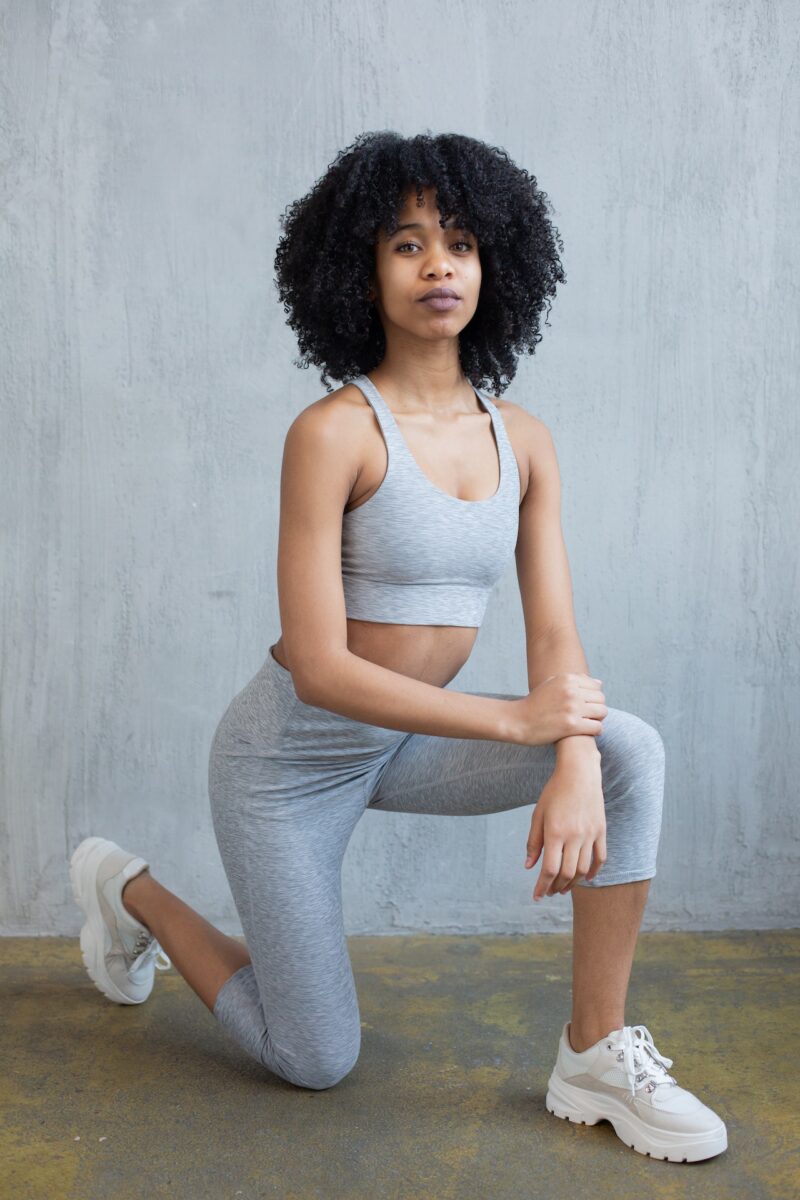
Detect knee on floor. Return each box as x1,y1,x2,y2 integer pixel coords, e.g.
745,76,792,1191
271,1042,361,1092
285,1055,359,1091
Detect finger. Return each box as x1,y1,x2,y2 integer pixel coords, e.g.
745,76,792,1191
584,835,607,881
525,818,543,869
550,840,580,894
561,845,594,892
534,844,563,901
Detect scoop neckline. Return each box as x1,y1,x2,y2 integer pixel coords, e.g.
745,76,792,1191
358,373,503,506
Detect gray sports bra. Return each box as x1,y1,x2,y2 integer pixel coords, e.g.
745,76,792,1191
341,373,520,627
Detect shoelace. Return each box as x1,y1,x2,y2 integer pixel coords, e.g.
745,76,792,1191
612,1024,677,1098
130,927,172,971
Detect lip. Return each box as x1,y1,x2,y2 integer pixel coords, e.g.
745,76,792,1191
419,296,461,311
418,287,461,301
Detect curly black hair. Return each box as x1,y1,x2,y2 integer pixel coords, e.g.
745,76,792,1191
273,130,566,395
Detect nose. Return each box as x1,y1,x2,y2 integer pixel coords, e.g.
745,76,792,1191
424,257,453,277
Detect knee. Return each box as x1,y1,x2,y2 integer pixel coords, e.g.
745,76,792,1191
283,1050,360,1091
600,707,664,757
637,717,665,766
598,709,665,794
270,1037,361,1091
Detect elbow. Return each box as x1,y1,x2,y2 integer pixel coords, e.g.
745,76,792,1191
293,674,319,706
281,645,349,707
288,663,316,705
272,648,315,705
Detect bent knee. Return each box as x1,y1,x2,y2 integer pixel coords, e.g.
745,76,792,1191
284,1052,360,1091
269,1037,361,1091
597,709,665,802
599,707,665,761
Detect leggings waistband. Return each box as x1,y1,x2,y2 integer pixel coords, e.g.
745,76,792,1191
265,642,296,689
212,642,408,762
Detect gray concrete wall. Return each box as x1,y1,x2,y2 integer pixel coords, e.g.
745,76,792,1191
2,1,798,936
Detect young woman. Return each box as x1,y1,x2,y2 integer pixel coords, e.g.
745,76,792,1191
70,131,727,1163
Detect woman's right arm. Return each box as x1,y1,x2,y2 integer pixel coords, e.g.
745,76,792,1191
276,402,603,746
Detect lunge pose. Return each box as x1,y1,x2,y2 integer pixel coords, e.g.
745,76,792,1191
70,131,726,1163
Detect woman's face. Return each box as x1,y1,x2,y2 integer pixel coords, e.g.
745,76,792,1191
369,186,481,341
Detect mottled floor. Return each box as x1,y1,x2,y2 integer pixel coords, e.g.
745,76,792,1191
2,930,797,1200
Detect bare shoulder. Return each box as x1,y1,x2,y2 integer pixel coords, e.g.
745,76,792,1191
291,380,372,430
488,394,553,504
286,380,376,459
283,381,375,504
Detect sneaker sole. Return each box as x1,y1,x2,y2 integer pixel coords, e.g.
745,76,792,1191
69,836,150,1006
545,1072,728,1163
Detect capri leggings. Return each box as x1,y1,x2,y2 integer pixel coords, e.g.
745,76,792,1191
208,644,665,1091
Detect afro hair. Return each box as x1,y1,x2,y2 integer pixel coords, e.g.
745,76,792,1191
273,130,566,395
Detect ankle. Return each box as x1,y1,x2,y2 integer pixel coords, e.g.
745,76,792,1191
568,1019,622,1054
121,868,154,924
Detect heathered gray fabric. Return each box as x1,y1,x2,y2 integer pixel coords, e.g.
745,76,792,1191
340,374,521,626
208,645,665,1090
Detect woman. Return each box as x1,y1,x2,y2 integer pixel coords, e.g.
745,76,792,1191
70,131,726,1163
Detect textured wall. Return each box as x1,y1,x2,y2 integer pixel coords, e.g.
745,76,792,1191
2,1,798,936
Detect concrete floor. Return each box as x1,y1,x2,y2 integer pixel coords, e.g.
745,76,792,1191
2,930,798,1200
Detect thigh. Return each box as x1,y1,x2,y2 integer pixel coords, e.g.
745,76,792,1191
366,691,558,815
365,695,662,819
209,749,367,1079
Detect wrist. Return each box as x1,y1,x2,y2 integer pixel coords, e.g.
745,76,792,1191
555,734,601,764
498,698,528,744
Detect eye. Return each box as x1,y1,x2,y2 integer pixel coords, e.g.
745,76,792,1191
396,239,475,253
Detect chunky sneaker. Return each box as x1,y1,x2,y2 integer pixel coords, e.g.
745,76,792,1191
545,1021,728,1162
69,836,171,1005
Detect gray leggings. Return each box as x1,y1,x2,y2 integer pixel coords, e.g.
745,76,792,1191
208,646,664,1091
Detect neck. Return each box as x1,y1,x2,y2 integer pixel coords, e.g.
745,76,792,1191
369,352,477,415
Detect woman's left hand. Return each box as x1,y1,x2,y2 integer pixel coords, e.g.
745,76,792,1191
524,759,607,899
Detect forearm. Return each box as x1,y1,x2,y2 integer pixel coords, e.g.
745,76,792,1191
296,649,515,742
527,628,601,763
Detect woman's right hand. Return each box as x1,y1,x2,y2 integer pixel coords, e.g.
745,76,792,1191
507,673,607,746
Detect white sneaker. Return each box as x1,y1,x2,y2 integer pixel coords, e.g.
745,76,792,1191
546,1021,728,1162
69,836,172,1005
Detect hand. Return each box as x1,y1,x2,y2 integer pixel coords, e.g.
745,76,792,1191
508,673,606,746
524,758,607,899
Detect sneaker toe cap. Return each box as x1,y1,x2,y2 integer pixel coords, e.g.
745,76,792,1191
638,1086,726,1134
107,957,154,1001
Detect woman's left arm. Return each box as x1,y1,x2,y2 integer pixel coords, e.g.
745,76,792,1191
512,408,607,896
512,408,604,768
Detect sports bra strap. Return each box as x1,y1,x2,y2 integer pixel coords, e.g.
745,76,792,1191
351,374,398,438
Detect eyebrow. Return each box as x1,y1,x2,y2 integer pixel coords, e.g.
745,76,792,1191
387,220,469,237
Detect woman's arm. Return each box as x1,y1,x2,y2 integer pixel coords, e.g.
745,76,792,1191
299,647,515,741
276,399,518,743
526,628,601,765
513,408,601,764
